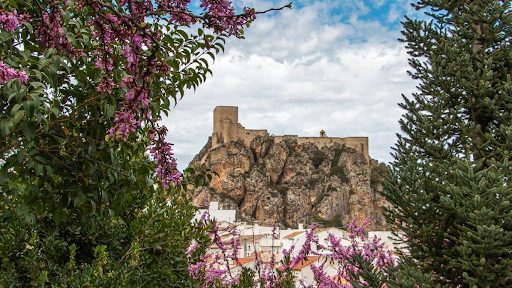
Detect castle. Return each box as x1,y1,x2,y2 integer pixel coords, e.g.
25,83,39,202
212,106,370,161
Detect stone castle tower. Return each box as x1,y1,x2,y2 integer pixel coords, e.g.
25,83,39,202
212,106,370,161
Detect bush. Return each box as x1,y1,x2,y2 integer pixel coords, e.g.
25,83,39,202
269,184,288,196
330,165,349,184
322,213,344,228
370,163,389,191
331,147,344,166
326,184,337,192
310,149,327,168
307,177,320,188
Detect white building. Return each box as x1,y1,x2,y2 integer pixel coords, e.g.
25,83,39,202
195,207,402,286
193,202,236,223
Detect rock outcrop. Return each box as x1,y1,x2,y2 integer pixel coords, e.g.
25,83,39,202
189,136,389,230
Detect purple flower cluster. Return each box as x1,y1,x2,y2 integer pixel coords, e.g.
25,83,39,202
189,216,397,287
188,220,243,286
0,9,26,33
148,126,182,189
199,0,256,36
0,60,27,84
34,0,83,57
6,0,263,189
109,85,148,141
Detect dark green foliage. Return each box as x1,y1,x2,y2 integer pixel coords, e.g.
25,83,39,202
269,184,288,196
310,149,326,168
326,184,336,192
386,258,440,288
331,146,345,166
330,165,349,184
231,267,256,288
382,0,512,286
370,163,389,191
315,213,343,228
0,171,214,287
307,177,320,188
0,0,223,284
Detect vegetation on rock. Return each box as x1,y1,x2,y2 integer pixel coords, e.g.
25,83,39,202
310,149,326,168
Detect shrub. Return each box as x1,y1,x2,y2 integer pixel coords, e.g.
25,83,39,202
331,147,344,166
269,184,288,196
326,184,337,192
310,149,326,168
370,163,389,191
330,165,349,184
322,213,344,228
307,177,320,188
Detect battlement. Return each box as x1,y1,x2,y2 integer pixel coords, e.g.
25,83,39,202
212,106,369,161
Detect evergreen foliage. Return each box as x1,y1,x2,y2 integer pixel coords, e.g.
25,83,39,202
310,149,327,168
382,0,512,286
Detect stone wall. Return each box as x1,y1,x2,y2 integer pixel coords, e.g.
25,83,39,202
211,106,369,161
274,136,369,161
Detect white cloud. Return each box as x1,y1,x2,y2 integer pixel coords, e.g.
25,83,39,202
387,4,400,23
370,0,386,9
163,0,419,170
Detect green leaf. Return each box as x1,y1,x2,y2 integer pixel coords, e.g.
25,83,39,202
0,120,13,136
22,21,33,31
146,177,154,188
104,104,114,118
51,106,60,116
46,165,53,176
23,101,36,118
74,194,86,207
10,103,21,116
24,213,36,224
30,82,46,89
21,121,36,141
35,163,43,175
13,110,24,126
38,58,51,69
177,29,189,41
54,210,67,225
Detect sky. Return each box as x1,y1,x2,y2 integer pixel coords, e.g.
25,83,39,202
163,0,423,171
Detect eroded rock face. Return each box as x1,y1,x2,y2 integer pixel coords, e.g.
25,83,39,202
189,136,388,230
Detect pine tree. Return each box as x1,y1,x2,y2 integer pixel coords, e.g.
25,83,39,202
382,1,512,286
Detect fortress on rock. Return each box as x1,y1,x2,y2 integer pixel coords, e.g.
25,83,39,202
212,106,370,161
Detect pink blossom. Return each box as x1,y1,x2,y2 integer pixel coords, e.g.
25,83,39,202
0,9,27,32
0,61,28,84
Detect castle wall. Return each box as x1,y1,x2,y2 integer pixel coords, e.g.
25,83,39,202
213,106,239,148
214,106,238,135
234,126,269,146
211,106,369,161
275,136,369,161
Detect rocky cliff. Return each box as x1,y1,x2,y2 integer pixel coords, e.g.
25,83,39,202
189,135,389,230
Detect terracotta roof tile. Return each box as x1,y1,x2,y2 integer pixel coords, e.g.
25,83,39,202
282,231,305,239
292,256,321,271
